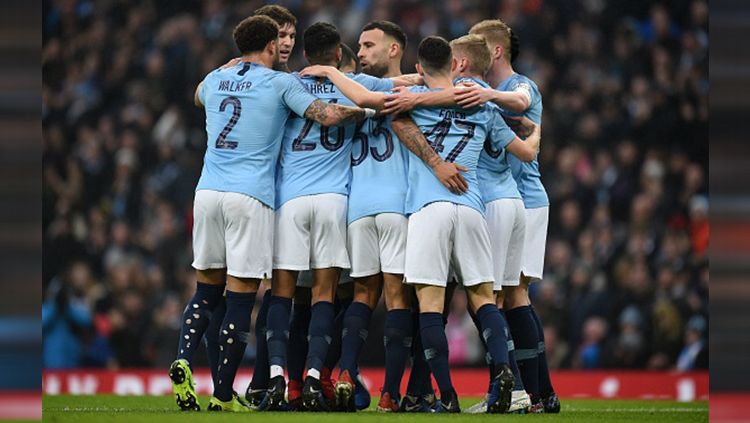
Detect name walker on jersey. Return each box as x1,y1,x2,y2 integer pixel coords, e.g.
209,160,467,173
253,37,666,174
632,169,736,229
218,80,253,92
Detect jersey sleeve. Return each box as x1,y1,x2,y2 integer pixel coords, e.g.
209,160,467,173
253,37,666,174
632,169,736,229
352,73,394,93
275,73,319,117
488,105,517,150
508,78,532,107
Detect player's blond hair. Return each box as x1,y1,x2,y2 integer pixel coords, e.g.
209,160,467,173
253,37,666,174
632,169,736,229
450,34,492,76
469,19,512,62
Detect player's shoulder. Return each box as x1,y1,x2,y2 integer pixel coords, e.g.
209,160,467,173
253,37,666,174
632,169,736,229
408,84,431,94
205,62,273,82
453,75,486,87
270,70,309,90
509,73,539,93
350,72,379,83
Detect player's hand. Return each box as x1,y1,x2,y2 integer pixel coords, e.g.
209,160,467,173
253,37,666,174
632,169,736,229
299,65,333,78
432,161,469,194
504,115,538,139
454,82,492,108
382,86,418,115
221,57,242,69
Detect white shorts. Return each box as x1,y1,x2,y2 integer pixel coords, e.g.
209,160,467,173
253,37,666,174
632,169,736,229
486,199,526,290
404,202,494,287
521,206,549,281
295,268,353,288
348,213,407,277
191,190,273,279
274,193,350,271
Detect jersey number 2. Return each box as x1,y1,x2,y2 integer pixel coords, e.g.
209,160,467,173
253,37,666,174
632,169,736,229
215,96,241,149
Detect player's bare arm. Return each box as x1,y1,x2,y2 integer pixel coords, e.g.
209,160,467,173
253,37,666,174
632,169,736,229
506,121,541,162
220,57,242,69
300,65,385,109
299,66,425,110
391,113,468,194
390,73,423,86
194,81,204,107
303,99,368,126
382,86,465,115
454,82,530,112
504,115,537,138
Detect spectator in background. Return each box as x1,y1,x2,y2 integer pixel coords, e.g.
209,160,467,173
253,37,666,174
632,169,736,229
42,273,93,369
574,316,608,369
676,315,708,371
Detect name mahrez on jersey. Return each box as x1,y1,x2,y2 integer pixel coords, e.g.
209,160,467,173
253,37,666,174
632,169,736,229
439,109,466,119
307,82,337,95
218,80,253,92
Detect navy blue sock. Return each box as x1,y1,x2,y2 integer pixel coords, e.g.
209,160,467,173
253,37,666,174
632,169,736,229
468,307,495,389
288,301,310,383
214,291,256,402
500,309,525,391
338,301,372,377
266,296,293,370
382,309,412,398
204,295,226,384
249,290,271,389
506,305,540,398
476,304,509,374
531,306,554,396
419,312,453,396
177,282,224,365
325,298,351,371
306,301,335,374
407,310,432,396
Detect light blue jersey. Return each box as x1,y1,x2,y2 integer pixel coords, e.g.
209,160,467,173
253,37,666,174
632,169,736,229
497,73,549,208
457,77,523,204
348,105,410,223
405,85,517,215
195,62,317,208
276,73,392,209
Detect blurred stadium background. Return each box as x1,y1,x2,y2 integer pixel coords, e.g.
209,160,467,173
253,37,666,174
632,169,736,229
40,0,713,408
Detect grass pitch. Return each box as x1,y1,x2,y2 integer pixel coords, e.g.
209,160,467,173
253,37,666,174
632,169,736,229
41,395,707,423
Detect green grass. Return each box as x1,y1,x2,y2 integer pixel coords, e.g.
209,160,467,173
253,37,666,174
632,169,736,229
42,395,708,423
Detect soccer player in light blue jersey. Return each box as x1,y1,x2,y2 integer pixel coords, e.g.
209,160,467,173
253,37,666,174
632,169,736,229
169,15,373,413
299,23,471,412
265,22,393,412
450,33,538,414
206,5,298,410
465,19,560,413
401,36,540,413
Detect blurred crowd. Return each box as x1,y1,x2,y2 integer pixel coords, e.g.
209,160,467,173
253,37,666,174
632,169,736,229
42,0,708,371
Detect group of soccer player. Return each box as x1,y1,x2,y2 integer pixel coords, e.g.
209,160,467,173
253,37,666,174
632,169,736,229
167,4,560,414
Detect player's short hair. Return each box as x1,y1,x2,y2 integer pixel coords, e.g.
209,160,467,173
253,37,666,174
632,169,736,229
450,34,492,76
469,19,513,62
253,4,297,27
233,15,279,55
303,22,341,64
362,20,407,50
417,36,452,74
339,42,361,73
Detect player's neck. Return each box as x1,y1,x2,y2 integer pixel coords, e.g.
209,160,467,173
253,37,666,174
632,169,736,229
423,73,452,90
457,71,484,83
309,60,338,68
382,61,402,78
241,53,274,69
487,60,514,88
